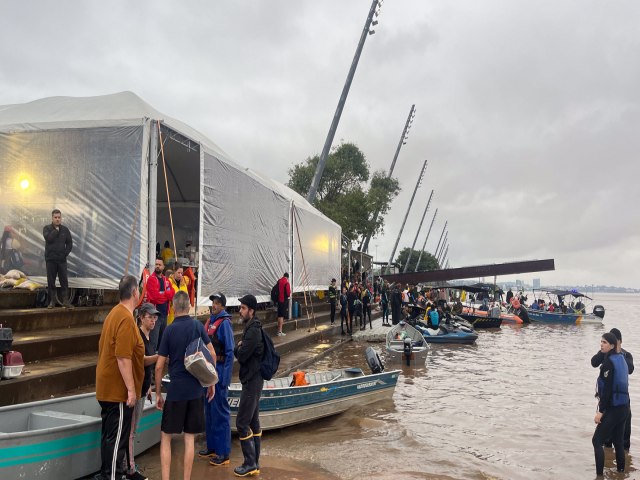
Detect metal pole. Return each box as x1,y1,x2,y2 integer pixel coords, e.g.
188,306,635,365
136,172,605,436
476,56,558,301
386,160,427,273
148,121,158,266
436,232,448,263
360,104,416,253
415,208,438,271
434,221,447,261
437,238,448,265
440,244,449,268
403,189,433,273
307,0,381,203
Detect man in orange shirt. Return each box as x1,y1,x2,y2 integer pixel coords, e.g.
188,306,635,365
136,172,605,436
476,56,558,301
96,275,145,480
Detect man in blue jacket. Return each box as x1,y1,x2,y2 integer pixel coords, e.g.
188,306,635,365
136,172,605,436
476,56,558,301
199,292,236,467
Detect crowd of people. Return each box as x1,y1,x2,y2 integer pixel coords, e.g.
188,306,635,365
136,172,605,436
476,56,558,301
95,271,268,479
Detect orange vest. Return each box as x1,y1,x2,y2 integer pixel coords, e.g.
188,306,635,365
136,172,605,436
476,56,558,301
292,371,309,386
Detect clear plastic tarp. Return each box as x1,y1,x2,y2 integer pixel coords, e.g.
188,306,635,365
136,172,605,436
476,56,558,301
0,126,147,289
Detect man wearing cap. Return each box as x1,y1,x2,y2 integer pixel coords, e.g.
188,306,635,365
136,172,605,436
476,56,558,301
328,278,338,326
233,294,264,477
155,291,215,480
199,293,235,467
591,327,634,450
96,275,145,480
125,303,159,480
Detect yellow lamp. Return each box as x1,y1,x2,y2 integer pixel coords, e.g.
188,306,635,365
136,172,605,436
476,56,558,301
20,179,30,190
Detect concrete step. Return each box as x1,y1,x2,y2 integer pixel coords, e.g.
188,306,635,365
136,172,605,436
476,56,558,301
12,324,103,362
0,289,119,310
0,352,97,407
0,305,111,333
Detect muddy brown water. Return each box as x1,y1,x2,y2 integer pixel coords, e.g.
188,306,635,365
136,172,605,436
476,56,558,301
136,293,639,479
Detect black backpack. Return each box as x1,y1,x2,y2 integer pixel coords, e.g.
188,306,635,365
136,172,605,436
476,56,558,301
270,282,279,303
260,327,280,380
35,289,49,308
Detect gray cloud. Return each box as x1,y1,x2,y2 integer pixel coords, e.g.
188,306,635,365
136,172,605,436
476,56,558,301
1,0,638,287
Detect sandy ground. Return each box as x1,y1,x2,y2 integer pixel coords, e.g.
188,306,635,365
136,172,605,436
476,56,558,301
135,436,340,480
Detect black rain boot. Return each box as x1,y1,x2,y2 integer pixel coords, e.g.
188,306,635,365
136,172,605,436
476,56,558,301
253,431,261,473
234,435,258,477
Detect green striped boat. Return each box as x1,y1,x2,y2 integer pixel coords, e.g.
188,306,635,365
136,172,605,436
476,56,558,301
0,392,162,479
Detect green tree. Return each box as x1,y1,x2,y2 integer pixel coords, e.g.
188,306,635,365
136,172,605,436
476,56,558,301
395,247,439,272
287,143,400,244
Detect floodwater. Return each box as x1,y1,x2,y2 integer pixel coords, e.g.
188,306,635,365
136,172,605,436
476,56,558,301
138,293,640,479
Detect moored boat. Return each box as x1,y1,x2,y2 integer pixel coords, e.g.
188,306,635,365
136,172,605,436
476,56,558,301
525,289,605,325
414,319,479,345
385,321,429,366
0,392,162,480
228,366,400,431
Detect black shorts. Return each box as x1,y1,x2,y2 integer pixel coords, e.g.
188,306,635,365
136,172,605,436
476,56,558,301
161,397,205,434
277,301,288,318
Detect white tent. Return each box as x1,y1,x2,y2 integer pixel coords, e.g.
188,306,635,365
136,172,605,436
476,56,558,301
0,92,341,305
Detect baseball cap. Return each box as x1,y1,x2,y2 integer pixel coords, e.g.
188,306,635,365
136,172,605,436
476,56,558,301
209,292,227,307
238,294,257,311
139,303,160,316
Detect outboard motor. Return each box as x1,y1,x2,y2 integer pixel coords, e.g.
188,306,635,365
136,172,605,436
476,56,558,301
403,337,413,366
365,346,384,374
593,305,605,319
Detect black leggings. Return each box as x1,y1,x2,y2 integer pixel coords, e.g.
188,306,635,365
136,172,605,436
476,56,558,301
592,404,629,475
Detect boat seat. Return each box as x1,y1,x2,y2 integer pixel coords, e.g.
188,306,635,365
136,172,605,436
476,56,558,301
389,340,407,348
28,410,100,430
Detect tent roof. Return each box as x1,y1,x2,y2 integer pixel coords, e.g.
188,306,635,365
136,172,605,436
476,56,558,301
0,91,337,227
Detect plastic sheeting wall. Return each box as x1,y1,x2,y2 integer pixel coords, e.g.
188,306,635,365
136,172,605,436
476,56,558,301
198,152,290,304
0,126,147,288
292,205,341,292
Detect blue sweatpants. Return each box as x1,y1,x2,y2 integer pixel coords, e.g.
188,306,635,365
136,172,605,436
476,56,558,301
205,383,231,456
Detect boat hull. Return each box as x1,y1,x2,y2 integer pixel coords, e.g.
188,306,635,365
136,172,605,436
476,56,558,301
461,307,522,325
457,313,502,328
228,369,400,431
526,309,602,324
0,393,162,480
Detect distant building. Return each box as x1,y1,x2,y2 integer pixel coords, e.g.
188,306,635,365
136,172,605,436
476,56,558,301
533,278,541,289
516,280,523,289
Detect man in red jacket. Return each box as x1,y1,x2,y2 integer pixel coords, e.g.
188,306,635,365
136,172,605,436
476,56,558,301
147,258,175,352
276,273,291,336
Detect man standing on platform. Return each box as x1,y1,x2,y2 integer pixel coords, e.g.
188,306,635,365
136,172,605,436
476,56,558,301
276,273,291,336
147,258,175,352
234,294,264,477
42,209,73,308
328,278,338,326
95,275,145,480
200,292,235,467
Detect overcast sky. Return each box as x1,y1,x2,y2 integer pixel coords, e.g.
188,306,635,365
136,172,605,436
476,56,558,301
1,1,639,289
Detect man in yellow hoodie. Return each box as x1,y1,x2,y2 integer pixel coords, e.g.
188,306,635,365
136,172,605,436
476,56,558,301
167,265,189,325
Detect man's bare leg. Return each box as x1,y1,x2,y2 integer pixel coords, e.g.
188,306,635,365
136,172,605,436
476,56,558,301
277,317,283,334
160,432,172,480
183,433,195,480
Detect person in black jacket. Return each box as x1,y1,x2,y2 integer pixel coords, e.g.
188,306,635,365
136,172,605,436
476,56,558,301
592,332,630,476
591,327,634,451
233,294,264,477
42,209,73,308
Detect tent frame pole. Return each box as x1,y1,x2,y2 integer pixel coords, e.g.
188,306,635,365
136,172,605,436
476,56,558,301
148,121,158,267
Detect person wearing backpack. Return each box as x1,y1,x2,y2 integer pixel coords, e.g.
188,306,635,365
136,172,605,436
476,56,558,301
155,291,215,480
199,293,235,467
275,273,291,336
233,294,265,477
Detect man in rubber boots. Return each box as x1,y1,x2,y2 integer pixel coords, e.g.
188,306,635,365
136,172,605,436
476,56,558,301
42,209,74,308
199,292,235,466
233,294,265,477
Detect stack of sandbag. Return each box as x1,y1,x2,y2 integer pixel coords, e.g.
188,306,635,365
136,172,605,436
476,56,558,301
0,270,44,290
0,269,26,288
